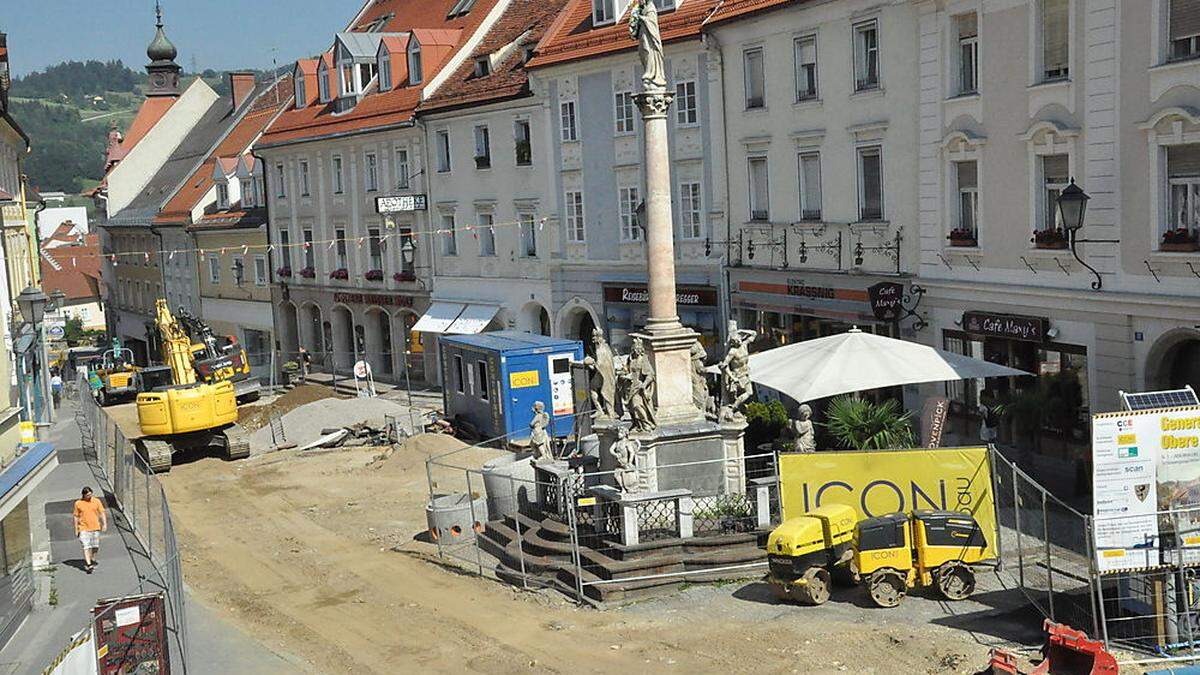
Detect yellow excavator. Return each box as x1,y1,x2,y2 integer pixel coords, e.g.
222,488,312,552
133,300,251,472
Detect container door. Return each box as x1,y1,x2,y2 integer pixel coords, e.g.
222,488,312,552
548,353,574,418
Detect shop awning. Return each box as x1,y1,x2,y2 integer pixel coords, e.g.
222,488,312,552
446,304,501,335
411,302,466,334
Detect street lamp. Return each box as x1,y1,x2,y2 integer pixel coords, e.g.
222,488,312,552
1055,179,1114,292
15,285,52,425
16,286,48,325
400,237,416,266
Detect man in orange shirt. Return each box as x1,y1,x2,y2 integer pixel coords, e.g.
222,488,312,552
73,486,107,573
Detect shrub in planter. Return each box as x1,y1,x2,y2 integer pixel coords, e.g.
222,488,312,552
1161,228,1199,252
947,228,977,247
364,269,384,281
298,267,316,278
276,266,293,278
1031,228,1068,249
329,268,349,280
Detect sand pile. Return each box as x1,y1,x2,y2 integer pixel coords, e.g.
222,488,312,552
250,395,412,450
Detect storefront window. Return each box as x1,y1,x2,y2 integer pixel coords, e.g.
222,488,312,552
0,500,33,643
604,285,719,353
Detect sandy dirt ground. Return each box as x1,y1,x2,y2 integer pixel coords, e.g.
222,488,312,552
160,435,1049,674
237,384,345,432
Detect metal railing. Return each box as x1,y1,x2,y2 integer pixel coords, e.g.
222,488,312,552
72,375,189,671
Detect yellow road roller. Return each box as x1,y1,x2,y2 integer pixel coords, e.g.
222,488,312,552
765,503,857,605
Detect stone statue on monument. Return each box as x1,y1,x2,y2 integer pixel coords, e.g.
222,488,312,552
789,404,816,453
621,338,657,433
690,340,714,417
610,425,642,493
629,0,667,92
719,328,756,421
529,401,552,461
578,328,617,419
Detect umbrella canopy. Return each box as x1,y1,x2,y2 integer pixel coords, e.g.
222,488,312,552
745,328,1031,403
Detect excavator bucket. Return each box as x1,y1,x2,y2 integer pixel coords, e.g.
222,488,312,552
980,621,1117,675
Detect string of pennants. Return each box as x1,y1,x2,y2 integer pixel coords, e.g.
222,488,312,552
60,215,550,268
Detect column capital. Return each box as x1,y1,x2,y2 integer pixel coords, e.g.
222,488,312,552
634,90,675,120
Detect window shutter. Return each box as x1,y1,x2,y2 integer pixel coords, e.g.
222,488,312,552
1170,0,1200,41
1042,0,1069,73
801,155,821,216
1042,154,1070,183
957,13,978,39
956,161,978,189
1168,144,1200,178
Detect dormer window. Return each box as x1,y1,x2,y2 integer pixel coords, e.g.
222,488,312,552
592,0,631,25
474,57,490,77
523,47,536,63
447,0,477,18
380,53,393,90
294,76,307,109
318,62,330,102
216,182,229,209
408,42,423,85
340,63,356,96
241,178,256,207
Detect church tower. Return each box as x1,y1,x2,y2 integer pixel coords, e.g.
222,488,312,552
145,1,181,97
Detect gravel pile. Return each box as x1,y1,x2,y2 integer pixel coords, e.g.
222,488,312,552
250,395,412,451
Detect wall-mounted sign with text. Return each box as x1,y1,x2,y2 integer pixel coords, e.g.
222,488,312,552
602,285,718,307
961,311,1049,342
375,194,428,213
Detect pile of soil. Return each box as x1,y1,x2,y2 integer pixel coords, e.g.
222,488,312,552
249,395,412,450
238,384,344,432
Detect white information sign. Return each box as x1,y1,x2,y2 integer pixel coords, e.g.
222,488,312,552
1092,407,1200,572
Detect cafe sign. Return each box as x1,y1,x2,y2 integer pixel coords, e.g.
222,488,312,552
867,282,904,322
333,292,414,308
961,311,1048,342
375,194,428,213
603,285,717,307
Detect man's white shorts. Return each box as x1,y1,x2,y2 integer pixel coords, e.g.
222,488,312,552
79,530,100,550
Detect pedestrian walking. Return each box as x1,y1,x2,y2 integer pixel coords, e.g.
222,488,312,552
51,369,63,409
298,346,311,383
73,487,107,573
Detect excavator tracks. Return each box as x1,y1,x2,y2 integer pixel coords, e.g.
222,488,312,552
224,424,251,461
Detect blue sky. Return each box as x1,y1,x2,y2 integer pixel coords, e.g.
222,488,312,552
4,1,355,76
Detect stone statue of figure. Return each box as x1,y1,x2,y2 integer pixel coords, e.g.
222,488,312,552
579,328,617,419
791,404,816,453
630,0,667,92
610,425,641,493
690,340,712,415
622,338,657,433
529,401,552,461
719,328,756,421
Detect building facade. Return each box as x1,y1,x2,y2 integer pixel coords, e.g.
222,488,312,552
528,0,726,355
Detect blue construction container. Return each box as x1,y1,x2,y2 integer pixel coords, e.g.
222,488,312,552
439,331,585,442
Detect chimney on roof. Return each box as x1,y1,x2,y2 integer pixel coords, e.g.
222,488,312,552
0,33,10,111
228,71,256,110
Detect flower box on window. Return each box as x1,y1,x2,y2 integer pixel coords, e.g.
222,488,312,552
1161,228,1200,252
1031,228,1068,250
329,268,349,280
393,271,416,282
276,266,293,278
947,229,977,247
364,269,384,281
474,155,490,170
298,267,316,279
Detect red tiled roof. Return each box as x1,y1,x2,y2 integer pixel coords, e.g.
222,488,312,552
109,96,177,164
527,0,718,70
705,0,817,25
40,242,102,301
157,77,293,224
215,157,240,175
420,0,570,113
259,0,500,148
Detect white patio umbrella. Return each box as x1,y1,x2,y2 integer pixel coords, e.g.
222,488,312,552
743,327,1030,403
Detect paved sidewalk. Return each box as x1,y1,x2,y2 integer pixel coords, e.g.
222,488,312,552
0,398,295,673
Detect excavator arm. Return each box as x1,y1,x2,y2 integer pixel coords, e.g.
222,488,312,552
155,299,197,386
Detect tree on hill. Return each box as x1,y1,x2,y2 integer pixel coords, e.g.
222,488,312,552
10,101,105,193
11,60,141,99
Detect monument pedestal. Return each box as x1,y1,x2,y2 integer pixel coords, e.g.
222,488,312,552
631,326,703,427
597,417,746,497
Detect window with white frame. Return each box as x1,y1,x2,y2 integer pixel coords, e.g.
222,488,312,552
380,54,393,90
748,156,769,221
208,255,221,283
566,191,585,242
364,152,379,191
615,91,635,134
560,100,578,141
1169,0,1200,61
1167,144,1200,238
395,148,410,188
254,255,268,285
1041,0,1069,80
956,160,979,236
335,227,347,269
854,21,880,90
593,0,616,25
474,125,491,169
216,182,229,208
520,213,537,257
514,119,532,166
957,13,979,95
478,213,496,256
474,57,490,77
318,64,330,102
279,230,291,269
794,36,818,101
857,146,884,220
1040,154,1069,231
241,178,256,207
299,160,310,196
679,181,702,239
442,214,458,255
619,185,641,241
744,48,765,109
436,131,451,172
408,43,423,84
295,76,307,107
303,228,314,269
340,63,357,97
275,163,286,197
675,80,697,125
798,152,822,220
332,155,344,194
368,227,382,269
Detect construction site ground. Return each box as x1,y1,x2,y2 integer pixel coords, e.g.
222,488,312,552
157,431,1074,675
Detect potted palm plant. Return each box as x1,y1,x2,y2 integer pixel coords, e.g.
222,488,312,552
822,395,916,450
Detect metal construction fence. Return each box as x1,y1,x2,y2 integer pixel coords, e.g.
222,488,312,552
71,376,189,671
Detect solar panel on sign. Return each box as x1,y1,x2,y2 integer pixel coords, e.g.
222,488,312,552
1120,386,1199,411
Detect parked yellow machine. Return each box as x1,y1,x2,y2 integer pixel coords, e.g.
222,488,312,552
765,503,857,605
853,510,989,608
93,346,140,406
133,300,249,472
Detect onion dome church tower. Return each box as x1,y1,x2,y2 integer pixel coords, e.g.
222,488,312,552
145,1,181,97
